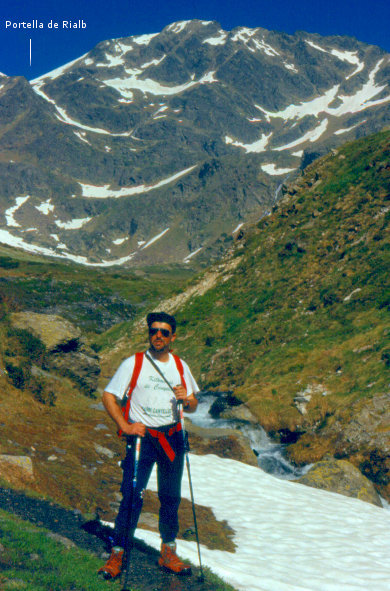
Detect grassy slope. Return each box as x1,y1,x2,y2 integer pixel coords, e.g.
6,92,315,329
0,248,194,334
0,251,194,508
173,130,389,392
0,509,117,591
123,130,389,485
172,129,389,408
0,252,234,562
100,130,388,439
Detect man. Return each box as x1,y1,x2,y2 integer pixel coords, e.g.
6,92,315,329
98,312,199,580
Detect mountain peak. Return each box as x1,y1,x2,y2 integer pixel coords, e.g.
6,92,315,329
0,21,389,266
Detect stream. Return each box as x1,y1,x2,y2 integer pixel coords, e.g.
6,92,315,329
191,393,310,480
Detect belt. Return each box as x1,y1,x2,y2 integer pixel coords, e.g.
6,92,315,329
147,422,182,462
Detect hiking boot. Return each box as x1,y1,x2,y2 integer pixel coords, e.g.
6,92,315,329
158,542,192,575
98,546,124,580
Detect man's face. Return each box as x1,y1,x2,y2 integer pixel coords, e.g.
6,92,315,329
148,322,176,354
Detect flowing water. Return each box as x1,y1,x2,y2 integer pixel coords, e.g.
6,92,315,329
191,393,310,480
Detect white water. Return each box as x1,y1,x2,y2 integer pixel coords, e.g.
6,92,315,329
190,394,308,479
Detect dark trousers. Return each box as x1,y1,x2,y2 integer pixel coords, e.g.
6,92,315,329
114,426,185,548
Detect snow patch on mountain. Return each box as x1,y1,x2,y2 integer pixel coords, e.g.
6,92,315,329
232,223,244,234
0,227,138,267
231,27,258,44
73,131,91,145
257,59,390,121
184,247,203,262
273,119,329,150
55,217,92,230
335,120,366,135
141,228,170,249
31,53,88,83
112,237,128,245
35,199,55,215
140,56,166,70
32,81,133,136
166,21,193,34
203,31,228,46
79,165,197,198
231,28,281,58
261,163,297,175
225,132,272,153
102,69,218,99
283,62,298,73
132,33,158,46
306,40,365,79
257,85,340,120
330,59,390,115
96,52,127,68
251,38,280,57
5,196,30,227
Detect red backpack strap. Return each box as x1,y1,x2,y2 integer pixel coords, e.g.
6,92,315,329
172,354,187,392
118,351,144,437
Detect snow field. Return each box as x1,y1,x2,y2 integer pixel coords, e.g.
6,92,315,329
136,453,390,591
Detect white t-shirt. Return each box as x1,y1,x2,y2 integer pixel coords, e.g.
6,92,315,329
105,352,200,427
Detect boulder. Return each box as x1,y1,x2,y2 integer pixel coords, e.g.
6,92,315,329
287,392,390,502
47,344,100,397
208,393,243,418
186,420,258,467
325,393,390,501
219,403,259,423
11,312,100,396
93,443,115,459
296,458,382,507
11,312,81,351
46,532,76,549
0,455,34,485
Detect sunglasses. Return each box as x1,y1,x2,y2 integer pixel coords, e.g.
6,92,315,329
149,327,171,337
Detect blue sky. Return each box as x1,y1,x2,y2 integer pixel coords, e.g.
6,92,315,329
1,0,389,80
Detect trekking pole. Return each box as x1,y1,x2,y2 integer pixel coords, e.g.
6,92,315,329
178,401,205,583
121,435,141,591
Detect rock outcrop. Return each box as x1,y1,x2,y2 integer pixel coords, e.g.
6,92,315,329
11,312,100,396
0,455,34,487
328,393,390,502
186,420,258,467
297,458,382,507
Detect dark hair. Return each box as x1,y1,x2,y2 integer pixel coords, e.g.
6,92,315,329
147,312,176,334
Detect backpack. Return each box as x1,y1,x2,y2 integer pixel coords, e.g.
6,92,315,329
118,351,187,436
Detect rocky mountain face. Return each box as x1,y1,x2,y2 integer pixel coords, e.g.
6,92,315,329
0,20,389,266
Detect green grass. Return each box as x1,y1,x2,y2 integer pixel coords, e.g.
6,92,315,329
154,130,390,442
0,247,195,334
0,509,131,591
0,509,237,591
